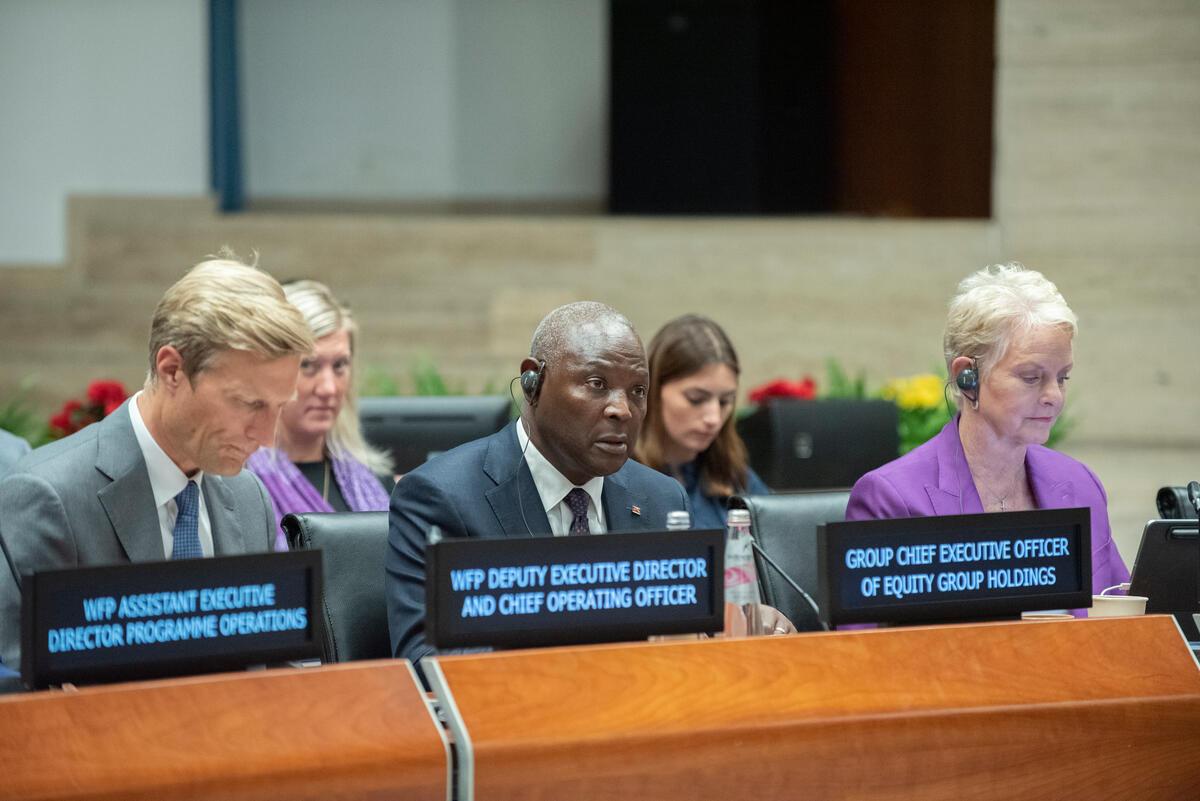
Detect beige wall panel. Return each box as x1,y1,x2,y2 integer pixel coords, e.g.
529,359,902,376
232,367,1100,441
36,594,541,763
1000,0,1200,66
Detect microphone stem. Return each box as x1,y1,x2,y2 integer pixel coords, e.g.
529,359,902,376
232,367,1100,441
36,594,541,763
749,538,829,631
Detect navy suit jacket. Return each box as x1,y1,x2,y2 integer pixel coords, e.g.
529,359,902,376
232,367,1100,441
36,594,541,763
386,422,690,662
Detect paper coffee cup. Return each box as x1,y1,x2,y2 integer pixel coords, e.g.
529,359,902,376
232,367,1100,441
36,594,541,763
1089,594,1148,617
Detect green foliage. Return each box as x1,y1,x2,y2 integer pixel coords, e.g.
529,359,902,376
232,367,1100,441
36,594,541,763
822,358,868,400
361,366,400,397
363,357,501,398
896,403,953,455
0,379,52,447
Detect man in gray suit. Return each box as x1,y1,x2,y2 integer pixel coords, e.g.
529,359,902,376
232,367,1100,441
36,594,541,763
0,257,314,667
0,430,30,478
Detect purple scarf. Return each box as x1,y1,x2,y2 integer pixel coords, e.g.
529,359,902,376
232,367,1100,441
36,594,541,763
246,448,391,551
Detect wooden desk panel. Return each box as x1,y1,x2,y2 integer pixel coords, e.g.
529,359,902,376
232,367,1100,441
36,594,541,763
0,660,447,801
431,616,1200,800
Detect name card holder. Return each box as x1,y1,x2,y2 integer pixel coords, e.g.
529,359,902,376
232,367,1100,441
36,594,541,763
818,507,1092,627
426,529,724,650
21,550,322,689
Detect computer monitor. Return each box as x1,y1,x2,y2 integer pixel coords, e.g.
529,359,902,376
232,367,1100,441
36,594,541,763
358,395,511,474
817,508,1092,627
736,399,899,490
1128,519,1200,641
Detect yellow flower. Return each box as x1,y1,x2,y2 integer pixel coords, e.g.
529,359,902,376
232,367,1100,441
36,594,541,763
881,374,944,411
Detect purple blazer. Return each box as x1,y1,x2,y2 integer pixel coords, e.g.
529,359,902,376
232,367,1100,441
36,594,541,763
847,418,1129,607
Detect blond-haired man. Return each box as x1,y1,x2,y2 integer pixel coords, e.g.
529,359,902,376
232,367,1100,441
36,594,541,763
0,257,313,667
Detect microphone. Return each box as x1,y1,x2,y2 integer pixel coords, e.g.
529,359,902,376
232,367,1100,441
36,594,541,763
749,539,829,632
1159,484,1200,519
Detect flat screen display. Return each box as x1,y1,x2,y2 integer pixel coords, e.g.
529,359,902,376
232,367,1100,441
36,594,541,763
818,508,1091,626
359,395,511,474
21,551,322,688
426,529,724,649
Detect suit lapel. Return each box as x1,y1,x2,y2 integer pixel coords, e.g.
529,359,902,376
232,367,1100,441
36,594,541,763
926,416,984,516
1027,448,1074,510
205,477,246,555
95,403,165,561
483,423,552,537
601,470,649,532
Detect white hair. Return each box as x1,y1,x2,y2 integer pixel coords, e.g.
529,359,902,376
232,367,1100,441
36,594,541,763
529,301,636,366
943,263,1077,399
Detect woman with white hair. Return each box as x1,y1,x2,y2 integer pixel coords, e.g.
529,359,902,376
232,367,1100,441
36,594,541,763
247,280,393,550
846,263,1129,596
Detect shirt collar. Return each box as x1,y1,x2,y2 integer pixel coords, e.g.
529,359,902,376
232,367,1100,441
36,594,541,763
515,417,604,516
128,390,204,507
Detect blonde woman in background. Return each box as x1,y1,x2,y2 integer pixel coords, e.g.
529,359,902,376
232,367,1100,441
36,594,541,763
247,280,393,549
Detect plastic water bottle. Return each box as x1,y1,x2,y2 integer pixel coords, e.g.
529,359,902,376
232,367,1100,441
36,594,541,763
665,510,691,531
724,508,761,605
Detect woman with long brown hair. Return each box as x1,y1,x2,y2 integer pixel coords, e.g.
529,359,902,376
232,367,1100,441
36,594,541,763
636,314,768,529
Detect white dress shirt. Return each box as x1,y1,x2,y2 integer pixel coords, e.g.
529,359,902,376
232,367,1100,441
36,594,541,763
128,391,215,558
516,418,606,535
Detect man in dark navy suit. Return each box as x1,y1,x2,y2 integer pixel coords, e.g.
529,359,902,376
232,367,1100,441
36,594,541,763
386,302,691,663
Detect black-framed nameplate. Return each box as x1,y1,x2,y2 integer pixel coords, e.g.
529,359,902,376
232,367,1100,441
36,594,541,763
21,550,321,689
818,508,1091,627
426,529,724,650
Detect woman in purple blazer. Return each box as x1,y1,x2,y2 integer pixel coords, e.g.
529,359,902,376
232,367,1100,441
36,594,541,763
247,280,392,550
847,264,1129,602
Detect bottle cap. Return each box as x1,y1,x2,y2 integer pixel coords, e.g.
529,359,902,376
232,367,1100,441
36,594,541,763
727,509,751,525
665,510,691,529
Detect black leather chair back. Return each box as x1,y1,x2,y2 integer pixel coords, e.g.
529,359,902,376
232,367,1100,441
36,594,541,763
729,490,850,631
281,511,390,663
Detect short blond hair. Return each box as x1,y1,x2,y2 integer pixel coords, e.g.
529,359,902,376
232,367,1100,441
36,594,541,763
943,263,1077,400
280,279,393,476
147,257,313,383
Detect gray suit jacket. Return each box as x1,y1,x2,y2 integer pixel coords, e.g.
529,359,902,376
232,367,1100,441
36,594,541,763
0,400,275,666
0,430,31,479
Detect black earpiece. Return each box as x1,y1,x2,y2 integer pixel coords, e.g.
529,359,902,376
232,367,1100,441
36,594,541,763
955,357,979,407
955,366,979,393
520,360,546,405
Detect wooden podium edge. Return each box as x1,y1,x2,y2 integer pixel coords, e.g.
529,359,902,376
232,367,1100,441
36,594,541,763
424,657,474,801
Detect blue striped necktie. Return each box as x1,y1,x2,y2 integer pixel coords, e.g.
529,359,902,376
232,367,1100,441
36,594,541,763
170,481,202,559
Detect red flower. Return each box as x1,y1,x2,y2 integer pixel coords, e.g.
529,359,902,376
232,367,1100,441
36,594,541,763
748,376,817,405
49,400,83,435
47,380,129,439
87,380,128,413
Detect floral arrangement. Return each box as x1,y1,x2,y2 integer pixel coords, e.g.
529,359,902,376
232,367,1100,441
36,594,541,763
876,373,952,454
48,380,130,439
747,361,1070,455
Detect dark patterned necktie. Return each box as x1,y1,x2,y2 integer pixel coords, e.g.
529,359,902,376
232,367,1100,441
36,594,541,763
171,481,202,559
564,487,591,535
